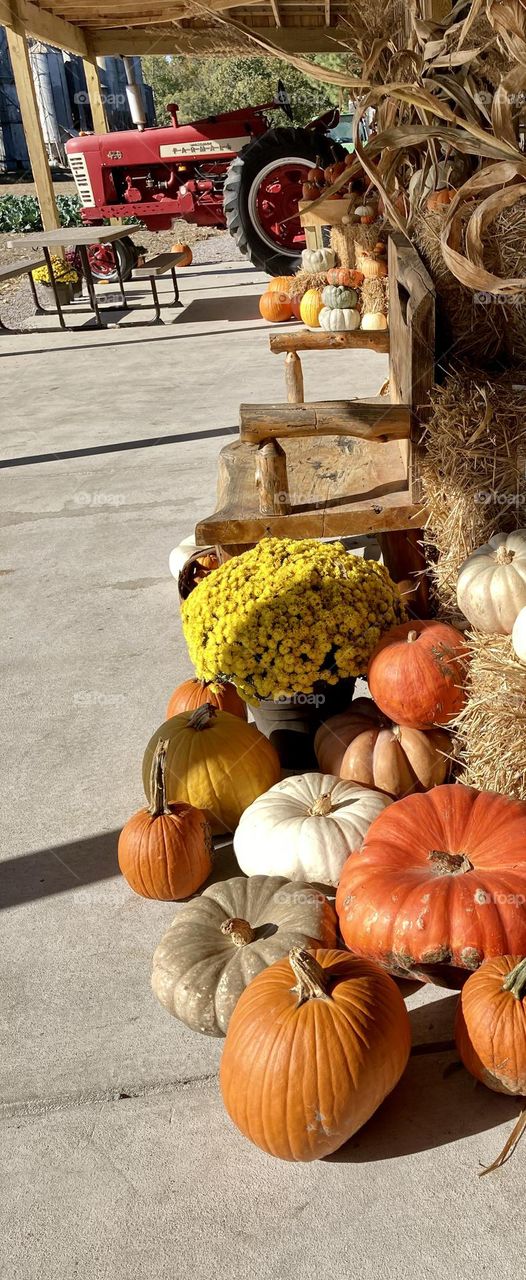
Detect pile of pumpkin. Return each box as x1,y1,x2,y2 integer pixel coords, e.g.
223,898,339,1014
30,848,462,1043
118,615,526,1165
260,246,388,333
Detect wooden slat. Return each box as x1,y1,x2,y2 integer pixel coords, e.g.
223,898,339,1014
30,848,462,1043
0,0,88,55
5,25,61,234
82,56,107,134
270,329,390,354
0,255,45,281
299,196,353,228
239,399,411,444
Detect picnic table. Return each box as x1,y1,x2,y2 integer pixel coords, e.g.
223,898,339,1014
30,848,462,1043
6,226,134,330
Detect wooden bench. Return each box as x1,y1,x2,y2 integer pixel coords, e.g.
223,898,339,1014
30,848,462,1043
196,235,434,614
131,251,185,323
0,256,46,334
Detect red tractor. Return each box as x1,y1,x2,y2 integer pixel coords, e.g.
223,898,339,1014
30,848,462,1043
65,82,344,280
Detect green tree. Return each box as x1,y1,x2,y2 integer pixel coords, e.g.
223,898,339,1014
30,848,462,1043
141,54,351,127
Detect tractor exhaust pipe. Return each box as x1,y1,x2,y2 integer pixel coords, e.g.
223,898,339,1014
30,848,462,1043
123,56,147,131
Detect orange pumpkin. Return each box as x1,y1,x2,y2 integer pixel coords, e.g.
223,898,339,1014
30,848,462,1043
302,182,322,201
324,160,346,185
367,620,468,729
299,287,323,327
172,242,193,266
220,947,411,1160
356,251,388,279
326,267,364,288
314,696,451,798
426,188,456,212
307,156,325,184
456,955,526,1096
267,276,295,294
259,291,293,323
166,677,247,721
118,739,212,899
289,295,303,321
336,784,526,984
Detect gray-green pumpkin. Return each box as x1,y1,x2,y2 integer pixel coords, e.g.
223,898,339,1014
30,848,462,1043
322,284,358,309
151,874,337,1036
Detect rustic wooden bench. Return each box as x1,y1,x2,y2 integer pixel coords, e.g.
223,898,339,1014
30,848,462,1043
0,256,46,334
131,251,185,323
196,235,434,614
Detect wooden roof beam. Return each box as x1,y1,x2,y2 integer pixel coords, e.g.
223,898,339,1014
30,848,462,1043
88,24,353,54
269,0,282,25
0,0,88,55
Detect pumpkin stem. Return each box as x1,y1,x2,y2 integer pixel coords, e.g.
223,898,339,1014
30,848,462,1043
428,850,473,875
148,739,171,817
308,791,334,817
188,703,216,730
220,917,255,947
289,948,329,1004
407,629,419,643
495,544,514,565
502,957,526,999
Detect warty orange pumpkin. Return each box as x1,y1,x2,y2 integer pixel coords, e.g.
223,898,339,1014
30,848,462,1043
142,703,280,834
118,739,212,899
166,677,246,721
314,696,451,798
336,784,526,985
367,619,468,729
220,946,411,1160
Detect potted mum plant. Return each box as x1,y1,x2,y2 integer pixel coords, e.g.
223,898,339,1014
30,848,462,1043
32,254,80,305
182,537,406,768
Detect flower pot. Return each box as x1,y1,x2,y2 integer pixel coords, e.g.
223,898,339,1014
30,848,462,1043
251,678,355,771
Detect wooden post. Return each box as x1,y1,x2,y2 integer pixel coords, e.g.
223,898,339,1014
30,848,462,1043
285,351,304,404
83,56,108,134
6,26,60,232
256,440,291,516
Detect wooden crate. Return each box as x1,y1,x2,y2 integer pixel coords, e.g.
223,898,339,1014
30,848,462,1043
298,196,354,250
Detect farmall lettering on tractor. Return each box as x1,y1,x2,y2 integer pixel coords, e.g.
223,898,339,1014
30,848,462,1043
65,82,344,281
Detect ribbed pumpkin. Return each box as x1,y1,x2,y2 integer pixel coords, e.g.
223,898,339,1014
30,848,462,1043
456,955,526,1095
172,242,193,266
267,276,294,294
151,875,337,1036
321,284,358,309
456,531,526,635
166,677,246,721
367,620,468,729
301,247,335,273
142,704,280,834
220,947,411,1161
319,306,360,332
314,697,451,798
361,312,388,330
299,288,324,327
336,784,526,984
356,251,388,279
118,740,212,899
327,267,364,287
259,291,292,323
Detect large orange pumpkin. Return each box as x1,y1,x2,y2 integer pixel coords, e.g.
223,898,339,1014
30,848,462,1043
172,242,193,266
166,677,247,721
367,620,468,729
259,291,293,323
220,947,411,1160
142,703,280,834
456,955,526,1095
314,696,451,798
118,739,212,899
267,276,295,294
336,784,526,985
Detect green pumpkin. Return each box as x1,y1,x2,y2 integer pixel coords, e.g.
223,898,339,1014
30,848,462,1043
322,285,358,310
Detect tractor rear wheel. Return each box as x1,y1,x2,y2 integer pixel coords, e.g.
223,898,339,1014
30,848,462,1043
223,126,345,276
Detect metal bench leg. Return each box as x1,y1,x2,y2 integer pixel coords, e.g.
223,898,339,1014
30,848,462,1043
149,277,163,325
114,251,129,311
43,248,66,330
78,245,104,328
171,268,183,308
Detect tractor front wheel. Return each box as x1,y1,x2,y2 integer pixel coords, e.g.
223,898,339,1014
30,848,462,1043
86,235,137,284
223,126,344,276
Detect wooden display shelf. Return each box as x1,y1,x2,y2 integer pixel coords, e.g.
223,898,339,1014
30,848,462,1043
298,196,353,249
196,235,435,614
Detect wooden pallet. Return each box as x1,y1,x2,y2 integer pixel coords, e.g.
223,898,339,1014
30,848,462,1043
196,235,435,613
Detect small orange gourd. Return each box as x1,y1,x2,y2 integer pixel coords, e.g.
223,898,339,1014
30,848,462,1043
171,242,193,266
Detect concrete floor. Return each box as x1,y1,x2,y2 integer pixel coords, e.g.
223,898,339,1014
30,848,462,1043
1,261,524,1280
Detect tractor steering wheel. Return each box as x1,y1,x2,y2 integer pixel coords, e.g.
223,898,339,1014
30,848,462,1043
274,79,293,121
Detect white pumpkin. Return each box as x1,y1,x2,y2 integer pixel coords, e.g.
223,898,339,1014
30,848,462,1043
512,605,526,661
361,312,388,331
233,772,392,886
319,306,361,332
456,530,526,634
301,247,335,273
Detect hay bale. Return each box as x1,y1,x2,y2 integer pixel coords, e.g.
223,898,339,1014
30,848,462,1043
288,270,327,298
421,372,526,623
413,208,505,362
361,277,387,315
330,219,386,269
453,633,526,799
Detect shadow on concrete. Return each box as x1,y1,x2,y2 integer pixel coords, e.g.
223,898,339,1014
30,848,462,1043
0,322,274,359
172,294,262,324
0,424,238,468
0,830,120,909
327,991,523,1162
